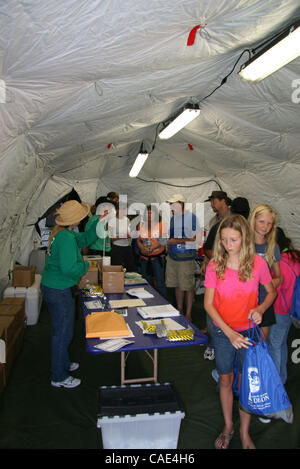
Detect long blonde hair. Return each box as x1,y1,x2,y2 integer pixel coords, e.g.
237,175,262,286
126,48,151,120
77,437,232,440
47,225,67,250
248,204,277,267
213,214,255,282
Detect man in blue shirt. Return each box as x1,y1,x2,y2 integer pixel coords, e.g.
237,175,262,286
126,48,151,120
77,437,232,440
166,194,201,322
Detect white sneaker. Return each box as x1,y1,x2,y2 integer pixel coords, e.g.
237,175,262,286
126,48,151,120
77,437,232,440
69,362,79,372
204,346,215,360
51,376,81,389
258,417,271,424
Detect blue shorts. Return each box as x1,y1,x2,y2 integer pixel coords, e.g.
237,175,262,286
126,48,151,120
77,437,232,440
211,322,251,375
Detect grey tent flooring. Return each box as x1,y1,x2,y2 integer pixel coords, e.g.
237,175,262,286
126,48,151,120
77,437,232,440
0,292,300,450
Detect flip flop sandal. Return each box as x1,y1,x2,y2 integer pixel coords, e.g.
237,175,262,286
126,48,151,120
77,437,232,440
215,431,234,449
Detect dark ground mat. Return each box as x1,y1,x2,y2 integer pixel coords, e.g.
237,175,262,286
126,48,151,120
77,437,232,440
0,292,300,449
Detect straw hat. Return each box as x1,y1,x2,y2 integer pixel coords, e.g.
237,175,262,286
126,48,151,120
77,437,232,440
55,200,90,226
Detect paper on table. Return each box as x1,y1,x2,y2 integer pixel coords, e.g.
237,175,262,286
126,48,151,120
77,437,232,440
126,288,154,299
114,308,128,317
93,338,134,352
137,304,180,319
124,277,148,285
124,272,142,278
84,299,104,309
136,318,185,333
109,299,146,309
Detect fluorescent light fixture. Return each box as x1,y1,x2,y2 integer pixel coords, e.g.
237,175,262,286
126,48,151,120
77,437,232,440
159,107,201,139
129,152,149,177
239,21,300,82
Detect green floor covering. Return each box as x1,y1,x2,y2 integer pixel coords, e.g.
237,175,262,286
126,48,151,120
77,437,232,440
0,292,300,450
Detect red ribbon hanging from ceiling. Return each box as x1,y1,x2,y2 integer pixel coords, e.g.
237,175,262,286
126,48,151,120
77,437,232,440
187,25,201,46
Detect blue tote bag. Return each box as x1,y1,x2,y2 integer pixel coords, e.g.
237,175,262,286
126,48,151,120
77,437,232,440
239,321,293,423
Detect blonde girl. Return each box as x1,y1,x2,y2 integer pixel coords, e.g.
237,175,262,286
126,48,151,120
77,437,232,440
204,214,275,449
248,204,282,340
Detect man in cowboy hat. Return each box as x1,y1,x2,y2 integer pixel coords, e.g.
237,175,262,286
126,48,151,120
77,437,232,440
205,191,232,230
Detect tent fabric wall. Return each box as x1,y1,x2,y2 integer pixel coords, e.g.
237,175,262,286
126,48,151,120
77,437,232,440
0,0,300,294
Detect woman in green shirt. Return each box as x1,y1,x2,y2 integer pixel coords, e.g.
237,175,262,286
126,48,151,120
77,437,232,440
41,200,106,389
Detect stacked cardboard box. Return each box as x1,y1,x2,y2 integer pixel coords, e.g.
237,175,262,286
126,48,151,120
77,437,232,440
12,266,36,287
78,266,99,289
0,298,25,395
102,266,124,293
78,262,125,293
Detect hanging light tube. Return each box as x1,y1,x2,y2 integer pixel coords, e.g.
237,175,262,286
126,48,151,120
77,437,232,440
159,106,200,139
239,21,300,82
129,152,149,178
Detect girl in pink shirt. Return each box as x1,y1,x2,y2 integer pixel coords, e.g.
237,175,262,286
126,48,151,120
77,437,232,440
204,214,276,449
268,229,300,384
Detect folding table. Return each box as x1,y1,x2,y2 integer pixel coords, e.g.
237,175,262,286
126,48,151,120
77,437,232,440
81,283,208,385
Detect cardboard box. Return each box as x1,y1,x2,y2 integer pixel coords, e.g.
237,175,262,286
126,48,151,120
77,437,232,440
0,316,17,361
102,265,124,293
0,298,25,326
12,266,36,287
0,304,25,332
78,266,99,289
83,256,111,271
0,297,25,311
83,255,103,268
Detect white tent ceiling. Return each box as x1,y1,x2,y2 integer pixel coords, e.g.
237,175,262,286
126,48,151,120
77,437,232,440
0,0,300,292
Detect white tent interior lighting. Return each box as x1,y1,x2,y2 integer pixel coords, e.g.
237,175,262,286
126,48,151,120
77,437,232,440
0,0,300,296
129,152,149,178
239,19,300,82
159,105,201,140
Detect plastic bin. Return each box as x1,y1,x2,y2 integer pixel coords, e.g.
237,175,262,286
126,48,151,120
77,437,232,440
97,383,185,449
3,274,42,326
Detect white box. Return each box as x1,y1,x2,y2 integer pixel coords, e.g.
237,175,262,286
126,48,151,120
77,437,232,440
98,410,185,449
0,339,5,363
3,274,42,326
97,383,185,449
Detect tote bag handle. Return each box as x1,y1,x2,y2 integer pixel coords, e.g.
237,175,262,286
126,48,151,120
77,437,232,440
248,318,266,344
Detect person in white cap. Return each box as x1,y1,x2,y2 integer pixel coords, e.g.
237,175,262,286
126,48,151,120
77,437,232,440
165,194,201,322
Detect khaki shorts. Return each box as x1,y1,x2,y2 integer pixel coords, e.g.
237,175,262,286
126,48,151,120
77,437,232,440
165,256,195,291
